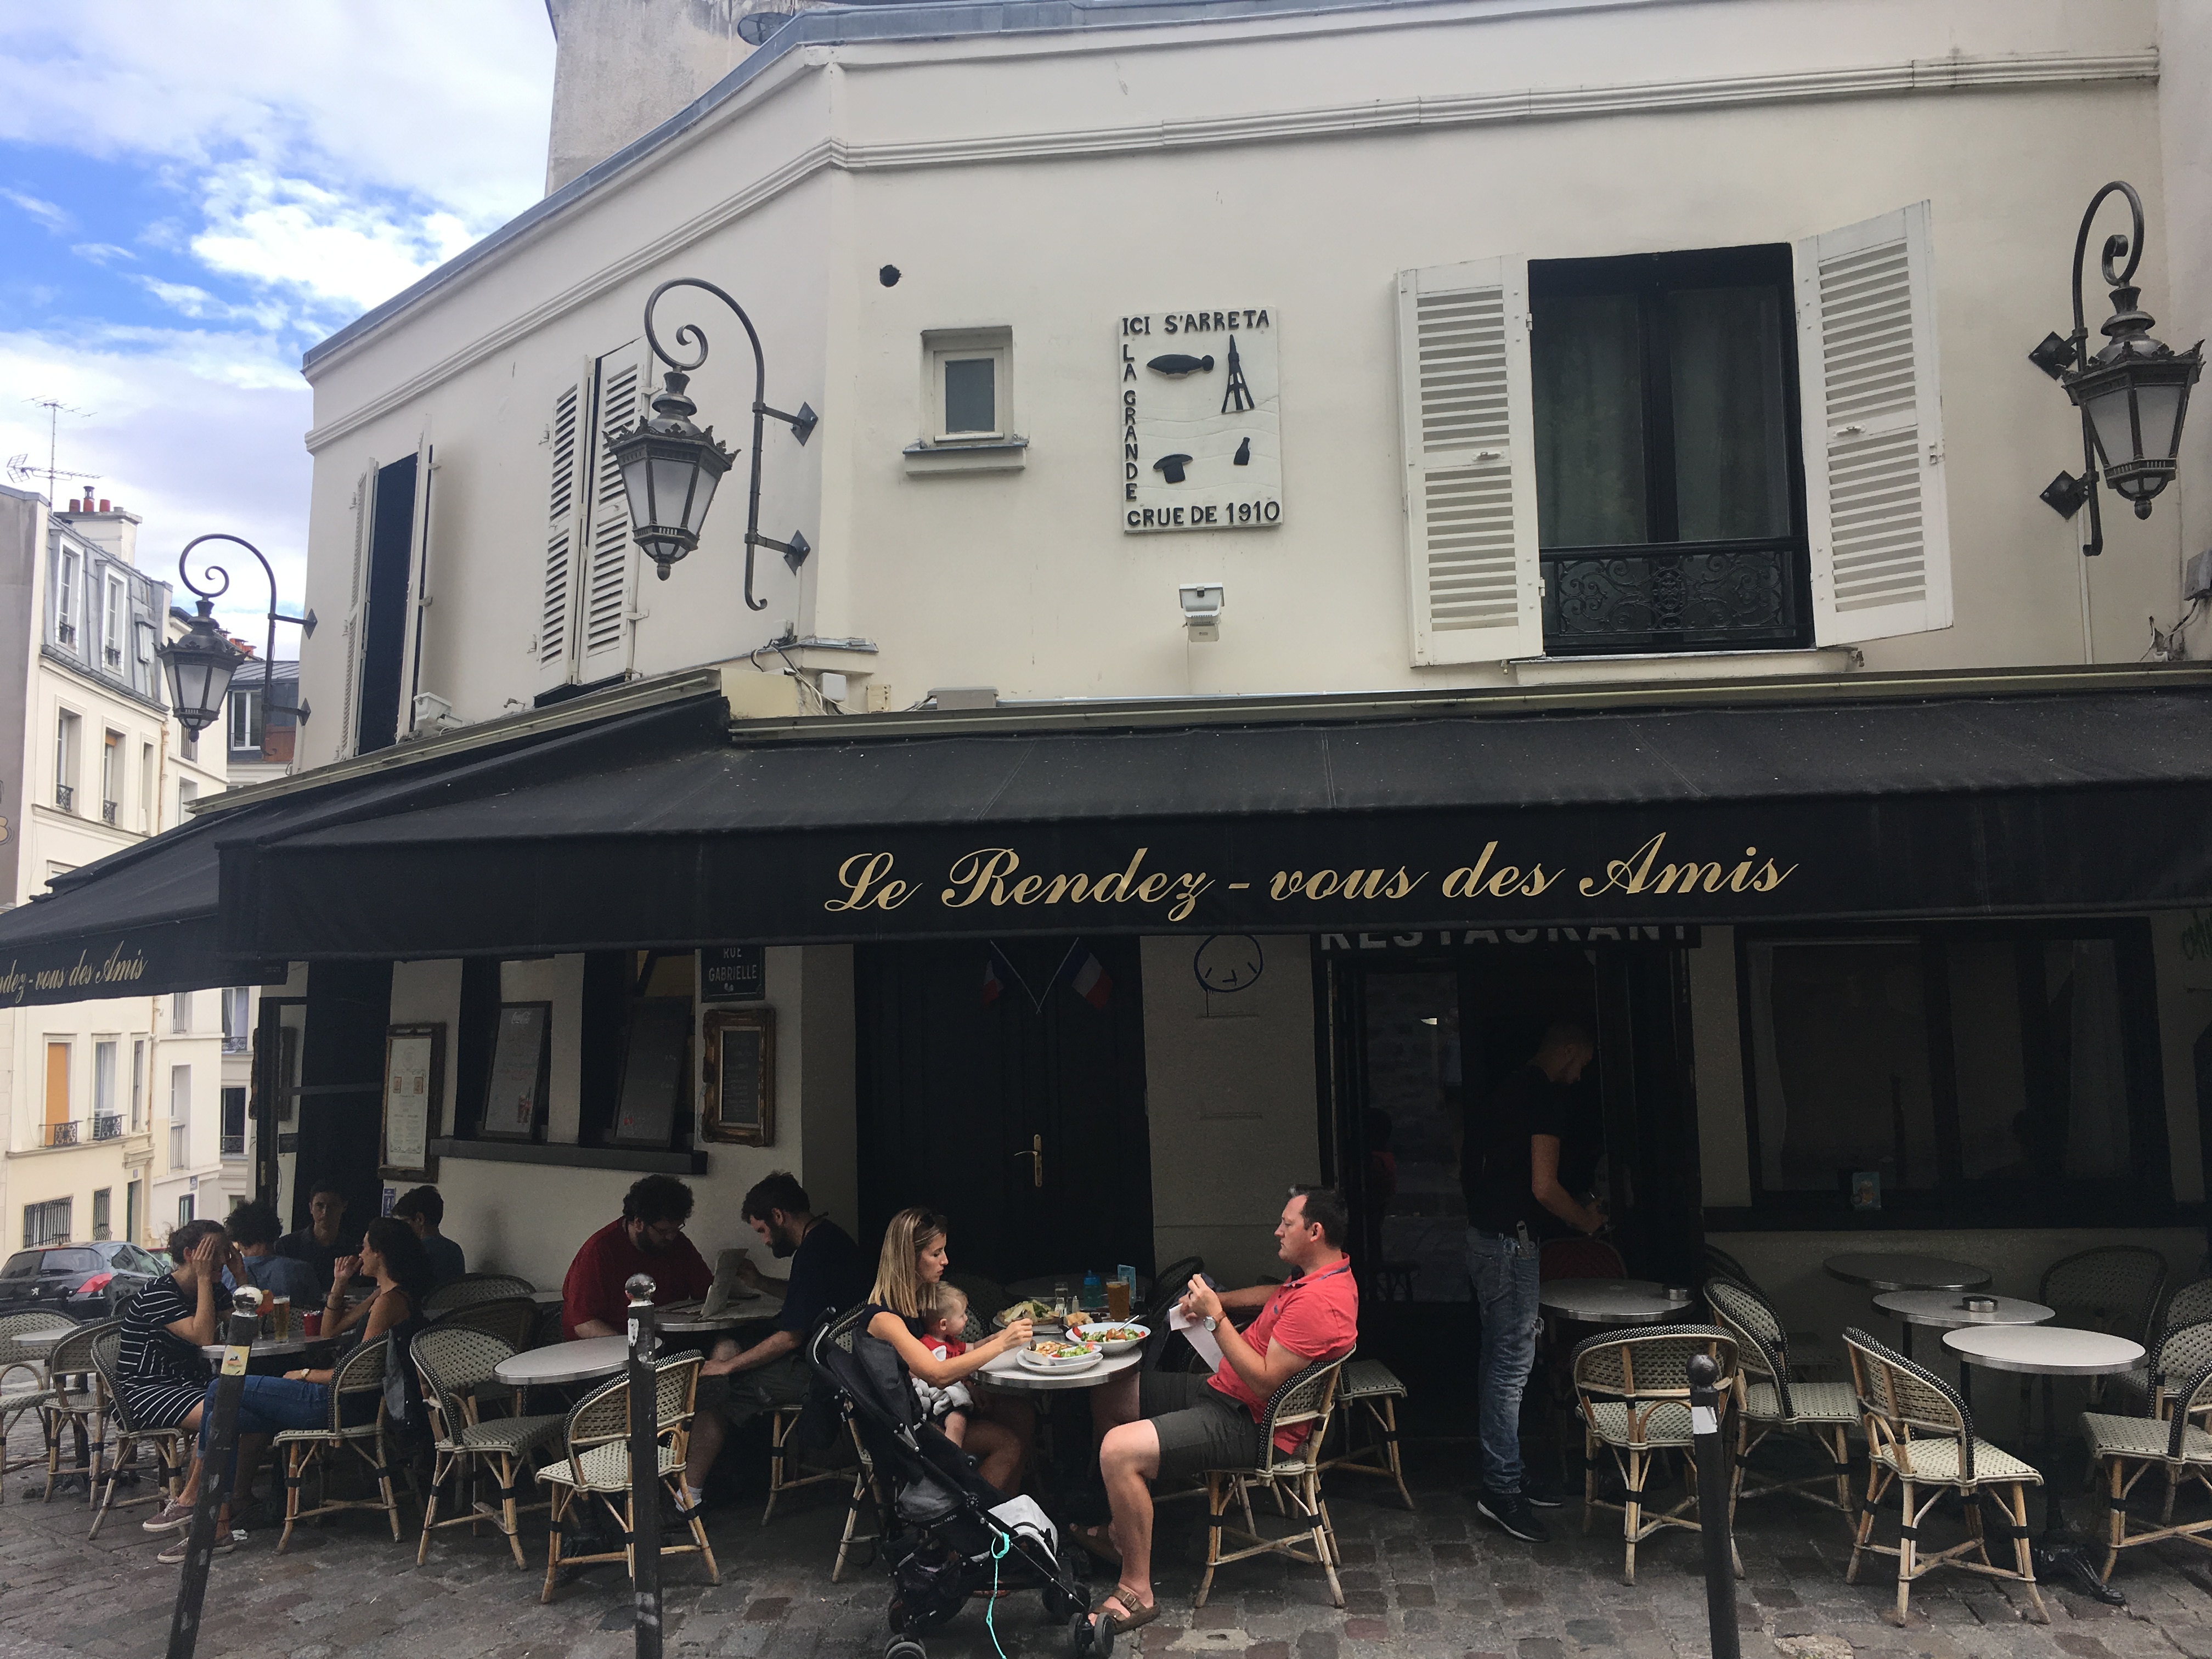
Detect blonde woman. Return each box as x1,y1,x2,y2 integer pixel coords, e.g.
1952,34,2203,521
866,1207,1036,1491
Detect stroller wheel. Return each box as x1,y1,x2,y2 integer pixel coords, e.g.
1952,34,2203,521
886,1640,928,1659
1071,1611,1115,1658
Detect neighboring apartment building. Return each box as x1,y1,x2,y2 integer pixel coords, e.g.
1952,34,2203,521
0,484,232,1250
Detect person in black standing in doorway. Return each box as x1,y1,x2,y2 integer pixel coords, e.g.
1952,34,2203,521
1464,1019,1606,1543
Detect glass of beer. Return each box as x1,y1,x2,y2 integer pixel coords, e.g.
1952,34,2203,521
272,1295,291,1340
1105,1277,1132,1322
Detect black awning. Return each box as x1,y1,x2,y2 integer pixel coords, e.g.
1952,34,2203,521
219,678,2212,958
0,683,730,1003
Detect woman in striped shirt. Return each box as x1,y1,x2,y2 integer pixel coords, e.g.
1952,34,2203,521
117,1220,239,1508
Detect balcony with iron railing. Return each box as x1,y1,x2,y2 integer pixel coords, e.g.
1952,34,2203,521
101,799,117,824
220,1134,246,1158
55,622,74,646
92,1114,122,1141
54,783,72,812
221,1033,250,1055
41,1120,81,1148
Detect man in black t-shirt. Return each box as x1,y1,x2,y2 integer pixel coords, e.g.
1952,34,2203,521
678,1172,864,1508
1464,1021,1606,1544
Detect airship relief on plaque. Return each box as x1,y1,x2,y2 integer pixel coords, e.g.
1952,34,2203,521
1119,308,1281,534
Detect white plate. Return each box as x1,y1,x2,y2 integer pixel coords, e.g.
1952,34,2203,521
1018,1345,1102,1373
1074,1323,1150,1356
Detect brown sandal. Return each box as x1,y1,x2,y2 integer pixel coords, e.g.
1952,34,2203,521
1092,1593,1159,1635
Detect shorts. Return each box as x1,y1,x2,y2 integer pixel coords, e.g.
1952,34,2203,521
697,1350,813,1429
1139,1372,1265,1484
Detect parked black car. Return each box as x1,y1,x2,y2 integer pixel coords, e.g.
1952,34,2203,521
0,1240,166,1320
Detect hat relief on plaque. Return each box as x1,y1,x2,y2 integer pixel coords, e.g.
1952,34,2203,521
1119,308,1282,534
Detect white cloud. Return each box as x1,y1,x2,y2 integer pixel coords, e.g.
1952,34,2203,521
188,165,476,321
2,188,69,232
70,243,138,266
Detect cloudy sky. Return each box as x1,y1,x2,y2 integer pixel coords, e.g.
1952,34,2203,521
0,2,556,646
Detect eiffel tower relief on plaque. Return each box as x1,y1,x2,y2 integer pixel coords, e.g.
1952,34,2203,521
1117,307,1282,535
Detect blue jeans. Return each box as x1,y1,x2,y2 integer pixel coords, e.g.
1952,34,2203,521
196,1375,334,1492
1466,1227,1542,1495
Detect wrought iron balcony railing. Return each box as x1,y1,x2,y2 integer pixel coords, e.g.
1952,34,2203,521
1539,539,1810,657
42,1120,81,1148
92,1115,122,1141
54,783,72,812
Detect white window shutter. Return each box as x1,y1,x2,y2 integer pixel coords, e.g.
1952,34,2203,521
338,459,376,755
1797,201,1951,644
538,380,584,693
578,339,652,684
1395,258,1542,665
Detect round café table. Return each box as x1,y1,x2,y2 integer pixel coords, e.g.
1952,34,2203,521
1944,1324,2143,1606
494,1335,635,1389
1875,1291,2053,1375
13,1327,76,1359
1824,1252,1993,1293
1538,1279,1693,1326
199,1336,312,1364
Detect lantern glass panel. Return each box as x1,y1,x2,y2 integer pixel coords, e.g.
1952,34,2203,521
619,451,656,532
2136,381,2186,462
2081,382,2135,470
651,455,697,530
685,465,721,535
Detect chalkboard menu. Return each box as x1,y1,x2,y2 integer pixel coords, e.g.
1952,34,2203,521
700,945,766,1003
612,1000,690,1148
479,1003,551,1141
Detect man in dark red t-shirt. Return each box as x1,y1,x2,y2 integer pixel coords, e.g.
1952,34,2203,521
562,1175,714,1340
1080,1189,1358,1639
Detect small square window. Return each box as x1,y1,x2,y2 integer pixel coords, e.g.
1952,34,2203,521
943,358,996,436
909,329,1024,475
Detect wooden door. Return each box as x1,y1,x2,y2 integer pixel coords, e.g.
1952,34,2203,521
856,937,1154,1285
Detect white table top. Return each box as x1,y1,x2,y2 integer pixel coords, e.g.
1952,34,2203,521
1943,1324,2145,1377
1824,1252,1993,1293
977,1346,1143,1393
198,1337,311,1360
495,1335,635,1386
1875,1290,2055,1330
1538,1279,1694,1324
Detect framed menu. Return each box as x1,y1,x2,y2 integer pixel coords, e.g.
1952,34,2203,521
479,1002,552,1141
702,1007,775,1146
380,1022,445,1178
612,1000,690,1148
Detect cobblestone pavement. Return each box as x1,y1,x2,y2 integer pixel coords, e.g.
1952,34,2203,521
3,1420,2211,1659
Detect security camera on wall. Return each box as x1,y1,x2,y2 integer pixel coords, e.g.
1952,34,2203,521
1180,583,1224,642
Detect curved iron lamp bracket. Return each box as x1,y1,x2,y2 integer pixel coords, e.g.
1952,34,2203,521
641,278,818,611
2030,183,2146,556
176,532,314,719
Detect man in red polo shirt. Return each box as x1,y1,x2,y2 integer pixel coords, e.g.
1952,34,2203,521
1080,1188,1358,1637
562,1175,714,1340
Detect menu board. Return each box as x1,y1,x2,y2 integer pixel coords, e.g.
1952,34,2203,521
480,1003,550,1141
702,1007,775,1146
612,1000,689,1148
380,1023,444,1176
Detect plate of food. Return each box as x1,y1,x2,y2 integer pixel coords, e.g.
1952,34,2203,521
1076,1322,1150,1356
1017,1337,1102,1373
994,1297,1065,1334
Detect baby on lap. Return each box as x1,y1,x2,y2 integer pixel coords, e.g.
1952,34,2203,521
911,1283,974,1442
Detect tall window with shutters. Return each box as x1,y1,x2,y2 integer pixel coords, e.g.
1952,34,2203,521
1396,204,1947,665
538,342,652,698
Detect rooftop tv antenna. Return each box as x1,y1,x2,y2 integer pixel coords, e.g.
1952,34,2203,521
5,398,98,501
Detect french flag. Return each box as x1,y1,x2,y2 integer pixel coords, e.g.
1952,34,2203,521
1064,943,1113,1009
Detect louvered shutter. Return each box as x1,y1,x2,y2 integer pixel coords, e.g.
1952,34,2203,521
1797,201,1951,644
338,459,376,755
1395,259,1542,664
578,339,652,684
538,379,584,692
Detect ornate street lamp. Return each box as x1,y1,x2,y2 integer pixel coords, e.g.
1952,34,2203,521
2032,181,2203,556
156,533,314,737
605,277,817,605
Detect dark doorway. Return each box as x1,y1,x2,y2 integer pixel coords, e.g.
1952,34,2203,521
856,936,1154,1285
290,960,390,1230
356,455,416,755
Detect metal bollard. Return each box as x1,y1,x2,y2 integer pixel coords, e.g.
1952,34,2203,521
1687,1353,1741,1659
627,1274,663,1659
167,1288,261,1659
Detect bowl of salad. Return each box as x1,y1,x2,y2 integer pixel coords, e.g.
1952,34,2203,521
1018,1336,1103,1373
1075,1322,1150,1356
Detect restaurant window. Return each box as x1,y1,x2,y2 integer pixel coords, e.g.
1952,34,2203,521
1739,924,2164,1221
1530,246,1807,656
91,1188,110,1241
24,1199,70,1248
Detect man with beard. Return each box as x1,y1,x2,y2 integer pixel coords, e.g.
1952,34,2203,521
679,1172,862,1506
561,1174,715,1339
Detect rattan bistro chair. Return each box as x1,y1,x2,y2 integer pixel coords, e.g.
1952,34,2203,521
86,1330,188,1539
1317,1359,1414,1510
1194,1353,1351,1610
2106,1321,2212,1428
2025,1247,2167,1436
2082,1353,2212,1582
0,1312,65,1496
423,1274,536,1316
1572,1325,1740,1585
1842,1327,2045,1627
537,1355,718,1604
412,1324,566,1567
1706,1280,1857,1514
37,1318,119,1503
274,1336,405,1550
432,1295,541,1353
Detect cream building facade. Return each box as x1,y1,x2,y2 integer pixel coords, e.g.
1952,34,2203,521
0,484,230,1254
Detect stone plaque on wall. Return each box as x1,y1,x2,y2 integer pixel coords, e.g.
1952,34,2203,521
1119,308,1281,534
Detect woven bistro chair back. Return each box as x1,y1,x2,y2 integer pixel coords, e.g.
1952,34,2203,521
2136,1321,2212,1420
44,1318,114,1381
2164,1278,2212,1336
423,1274,535,1315
411,1324,515,1430
2042,1247,2167,1344
564,1355,699,1468
432,1295,540,1352
1571,1325,1738,1444
1706,1279,1790,1401
1844,1326,1975,1474
0,1311,66,1381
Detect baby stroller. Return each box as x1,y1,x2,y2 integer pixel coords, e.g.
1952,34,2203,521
806,1304,1108,1659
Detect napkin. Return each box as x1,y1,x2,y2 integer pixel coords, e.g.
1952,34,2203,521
1170,1304,1223,1368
